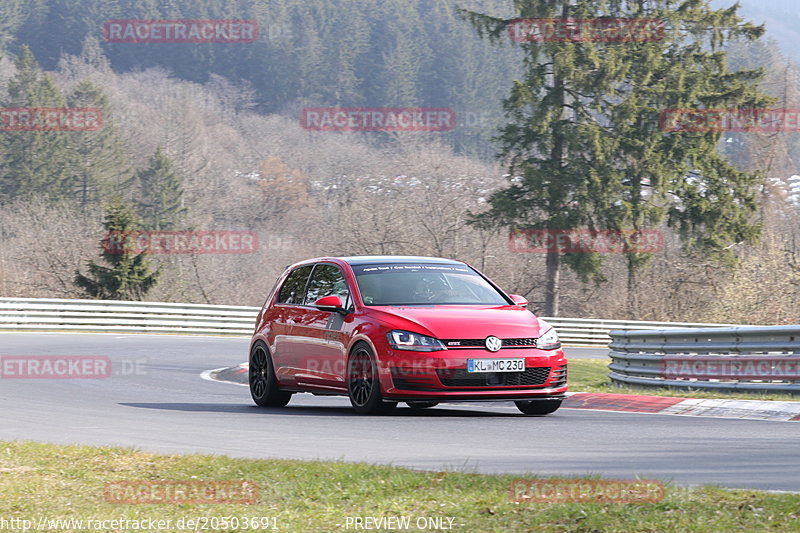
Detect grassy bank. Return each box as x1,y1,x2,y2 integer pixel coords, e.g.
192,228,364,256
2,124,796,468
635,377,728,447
0,441,797,532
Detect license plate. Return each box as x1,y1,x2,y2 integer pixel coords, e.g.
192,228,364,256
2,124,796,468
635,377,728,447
467,358,525,373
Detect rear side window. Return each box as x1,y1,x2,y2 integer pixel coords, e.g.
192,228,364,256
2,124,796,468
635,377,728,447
277,265,313,304
304,264,350,306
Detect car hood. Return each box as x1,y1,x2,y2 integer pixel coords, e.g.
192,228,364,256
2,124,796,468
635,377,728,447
369,305,547,339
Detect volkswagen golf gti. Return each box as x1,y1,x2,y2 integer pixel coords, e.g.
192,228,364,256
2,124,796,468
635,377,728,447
248,256,567,415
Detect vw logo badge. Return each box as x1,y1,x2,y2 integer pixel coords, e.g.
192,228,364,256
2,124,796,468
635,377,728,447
485,336,502,352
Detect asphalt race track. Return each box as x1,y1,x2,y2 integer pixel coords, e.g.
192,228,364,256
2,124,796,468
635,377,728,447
1,332,798,491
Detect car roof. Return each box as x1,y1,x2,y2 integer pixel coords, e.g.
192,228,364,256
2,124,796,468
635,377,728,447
338,255,464,266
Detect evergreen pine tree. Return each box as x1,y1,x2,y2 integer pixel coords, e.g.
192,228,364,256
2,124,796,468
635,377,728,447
136,147,187,230
0,46,77,201
74,199,159,300
67,80,132,206
462,1,769,316
0,0,25,52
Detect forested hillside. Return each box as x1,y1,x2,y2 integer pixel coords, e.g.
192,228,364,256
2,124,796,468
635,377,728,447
1,0,523,158
0,0,799,324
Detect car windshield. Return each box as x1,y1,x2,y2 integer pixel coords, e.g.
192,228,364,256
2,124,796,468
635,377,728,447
351,263,509,306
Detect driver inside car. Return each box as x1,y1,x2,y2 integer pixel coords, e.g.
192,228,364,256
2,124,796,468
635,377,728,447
417,276,458,302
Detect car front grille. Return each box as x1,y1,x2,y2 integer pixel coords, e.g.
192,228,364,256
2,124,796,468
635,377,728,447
442,337,538,349
436,366,552,388
502,338,539,347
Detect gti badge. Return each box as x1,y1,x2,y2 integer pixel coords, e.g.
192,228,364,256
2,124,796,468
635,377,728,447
485,336,502,352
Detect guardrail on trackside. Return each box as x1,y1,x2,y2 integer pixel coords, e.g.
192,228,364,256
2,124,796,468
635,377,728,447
0,297,741,346
0,298,256,336
542,316,738,346
609,326,800,393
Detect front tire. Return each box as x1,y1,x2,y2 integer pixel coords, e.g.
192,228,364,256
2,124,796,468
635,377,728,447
347,344,396,415
515,399,562,415
249,341,292,407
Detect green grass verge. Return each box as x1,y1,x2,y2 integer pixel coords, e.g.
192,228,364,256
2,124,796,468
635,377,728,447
0,441,798,532
568,359,800,401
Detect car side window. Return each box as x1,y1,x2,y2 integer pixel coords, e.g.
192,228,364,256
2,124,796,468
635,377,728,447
304,264,350,306
277,265,313,304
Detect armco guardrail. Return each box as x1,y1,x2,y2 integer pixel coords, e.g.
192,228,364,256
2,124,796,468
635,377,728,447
609,326,800,393
0,297,739,345
541,317,738,346
0,298,256,336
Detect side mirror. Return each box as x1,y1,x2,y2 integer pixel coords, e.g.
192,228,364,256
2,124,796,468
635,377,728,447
314,295,348,314
509,294,528,307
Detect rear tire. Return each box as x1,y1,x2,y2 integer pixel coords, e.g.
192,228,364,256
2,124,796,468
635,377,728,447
249,341,292,407
515,399,562,415
347,344,396,415
406,401,439,409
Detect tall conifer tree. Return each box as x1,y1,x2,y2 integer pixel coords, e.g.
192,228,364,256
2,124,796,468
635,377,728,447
0,46,76,201
136,147,186,231
75,199,159,301
462,0,769,315
67,80,131,206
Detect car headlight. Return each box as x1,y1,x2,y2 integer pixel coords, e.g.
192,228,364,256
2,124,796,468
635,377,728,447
387,330,445,352
536,327,561,350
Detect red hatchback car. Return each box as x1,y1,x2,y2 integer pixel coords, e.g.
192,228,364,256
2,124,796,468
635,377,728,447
249,256,567,415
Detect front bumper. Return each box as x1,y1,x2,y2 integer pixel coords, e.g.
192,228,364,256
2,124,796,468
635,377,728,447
379,348,568,401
